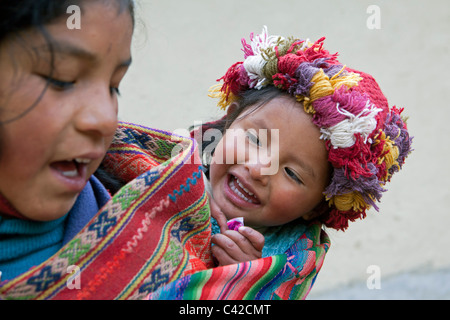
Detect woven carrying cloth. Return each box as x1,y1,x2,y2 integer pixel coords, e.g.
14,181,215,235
0,122,213,300
148,222,329,300
0,122,330,300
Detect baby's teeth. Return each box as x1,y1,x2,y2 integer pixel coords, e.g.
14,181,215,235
231,185,251,202
229,179,254,203
236,178,254,196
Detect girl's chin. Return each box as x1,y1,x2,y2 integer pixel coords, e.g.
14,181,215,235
17,196,77,222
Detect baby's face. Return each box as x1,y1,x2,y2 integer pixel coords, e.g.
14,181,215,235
0,2,133,221
209,96,331,228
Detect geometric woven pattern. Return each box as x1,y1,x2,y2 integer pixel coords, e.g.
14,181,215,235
1,122,330,300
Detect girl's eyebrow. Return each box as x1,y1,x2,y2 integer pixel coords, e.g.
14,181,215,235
53,41,97,61
36,40,132,68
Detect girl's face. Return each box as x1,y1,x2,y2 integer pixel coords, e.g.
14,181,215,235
0,2,133,221
209,96,331,228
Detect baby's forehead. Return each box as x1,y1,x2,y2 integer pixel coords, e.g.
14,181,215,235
235,99,328,160
239,97,317,130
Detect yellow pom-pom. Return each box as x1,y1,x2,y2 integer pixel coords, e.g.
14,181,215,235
305,67,363,114
328,191,372,212
373,131,401,181
309,69,335,104
208,84,238,111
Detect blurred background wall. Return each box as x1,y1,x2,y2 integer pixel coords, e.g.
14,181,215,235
118,0,450,299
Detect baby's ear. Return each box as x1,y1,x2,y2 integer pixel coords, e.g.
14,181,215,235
226,102,239,120
224,102,239,128
303,200,329,221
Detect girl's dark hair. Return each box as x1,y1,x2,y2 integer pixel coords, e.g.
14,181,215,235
195,86,289,178
0,0,135,44
0,0,135,192
0,0,135,124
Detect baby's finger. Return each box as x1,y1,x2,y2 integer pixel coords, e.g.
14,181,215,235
211,234,243,265
211,241,237,266
220,230,262,259
207,193,228,233
238,227,265,252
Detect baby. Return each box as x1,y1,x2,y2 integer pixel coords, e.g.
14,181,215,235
193,26,412,266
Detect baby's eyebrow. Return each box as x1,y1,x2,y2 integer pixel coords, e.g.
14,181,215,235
251,117,317,179
252,118,269,130
295,157,316,179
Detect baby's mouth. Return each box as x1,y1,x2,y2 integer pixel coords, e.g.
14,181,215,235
228,174,260,204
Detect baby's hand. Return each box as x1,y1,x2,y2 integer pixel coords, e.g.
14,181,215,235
211,226,265,266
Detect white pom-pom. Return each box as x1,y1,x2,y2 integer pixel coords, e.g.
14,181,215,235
320,101,382,148
242,26,283,89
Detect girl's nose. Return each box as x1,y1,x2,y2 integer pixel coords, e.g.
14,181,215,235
75,85,118,138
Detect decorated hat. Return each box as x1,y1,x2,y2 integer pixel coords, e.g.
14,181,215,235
208,26,413,231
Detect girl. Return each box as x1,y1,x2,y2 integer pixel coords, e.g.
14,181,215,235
0,0,212,300
0,0,133,280
195,27,413,267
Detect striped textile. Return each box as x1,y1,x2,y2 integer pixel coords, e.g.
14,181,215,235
149,222,330,300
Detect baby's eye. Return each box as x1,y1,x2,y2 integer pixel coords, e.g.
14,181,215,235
285,168,303,185
246,130,262,147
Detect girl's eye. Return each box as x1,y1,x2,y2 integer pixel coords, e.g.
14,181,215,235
246,130,262,147
110,87,121,96
285,168,303,185
44,76,75,91
42,75,121,97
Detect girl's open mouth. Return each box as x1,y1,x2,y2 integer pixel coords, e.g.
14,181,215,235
49,158,91,192
50,158,90,178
